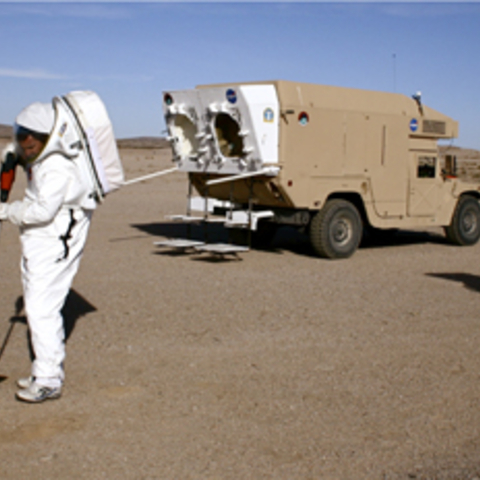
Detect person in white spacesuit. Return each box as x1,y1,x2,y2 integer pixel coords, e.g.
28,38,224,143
0,102,93,403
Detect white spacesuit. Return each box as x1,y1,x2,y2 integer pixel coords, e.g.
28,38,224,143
0,102,95,402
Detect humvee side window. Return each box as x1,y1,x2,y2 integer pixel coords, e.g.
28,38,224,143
417,156,436,178
214,113,244,158
170,114,199,158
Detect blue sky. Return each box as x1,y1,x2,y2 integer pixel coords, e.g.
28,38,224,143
0,2,479,149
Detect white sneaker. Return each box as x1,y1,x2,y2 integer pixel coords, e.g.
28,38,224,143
16,382,62,403
17,376,34,389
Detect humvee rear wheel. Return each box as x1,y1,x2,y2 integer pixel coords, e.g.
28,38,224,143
309,199,363,259
444,195,480,246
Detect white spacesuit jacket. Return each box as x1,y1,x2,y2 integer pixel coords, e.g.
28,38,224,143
8,153,93,386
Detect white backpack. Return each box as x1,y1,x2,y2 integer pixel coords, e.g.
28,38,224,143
56,90,124,202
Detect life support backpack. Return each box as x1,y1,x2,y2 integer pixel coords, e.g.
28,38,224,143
53,90,124,204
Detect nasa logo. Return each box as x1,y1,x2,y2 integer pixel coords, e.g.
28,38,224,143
226,89,237,104
410,118,418,132
264,108,274,123
298,112,309,126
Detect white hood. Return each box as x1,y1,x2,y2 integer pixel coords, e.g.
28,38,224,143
15,99,82,167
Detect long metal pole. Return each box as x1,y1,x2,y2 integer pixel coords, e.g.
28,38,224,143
0,321,15,363
122,167,178,186
393,53,397,92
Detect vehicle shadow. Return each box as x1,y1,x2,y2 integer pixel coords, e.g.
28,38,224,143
269,227,448,257
426,272,480,294
132,222,450,259
360,229,448,249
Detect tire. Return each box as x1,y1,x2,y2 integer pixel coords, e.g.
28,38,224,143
444,195,480,246
309,199,363,259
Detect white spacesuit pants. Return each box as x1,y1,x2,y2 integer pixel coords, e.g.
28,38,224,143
20,208,92,388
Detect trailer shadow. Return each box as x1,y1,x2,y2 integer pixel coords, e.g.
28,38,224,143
133,222,229,244
132,222,450,259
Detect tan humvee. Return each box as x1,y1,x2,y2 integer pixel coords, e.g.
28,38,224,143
162,80,480,258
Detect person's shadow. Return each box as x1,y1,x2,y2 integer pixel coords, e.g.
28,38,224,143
62,289,97,340
0,289,97,371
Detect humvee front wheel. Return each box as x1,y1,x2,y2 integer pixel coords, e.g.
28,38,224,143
309,199,363,259
444,195,480,246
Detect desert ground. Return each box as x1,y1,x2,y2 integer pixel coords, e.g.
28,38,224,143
0,136,480,479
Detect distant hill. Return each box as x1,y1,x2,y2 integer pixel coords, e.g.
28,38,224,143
439,145,480,182
116,137,169,149
0,124,169,149
438,145,480,161
0,124,12,138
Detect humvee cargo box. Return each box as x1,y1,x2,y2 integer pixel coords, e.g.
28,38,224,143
162,80,480,259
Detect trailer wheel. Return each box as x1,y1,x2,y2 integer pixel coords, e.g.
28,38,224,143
444,195,480,246
310,199,363,259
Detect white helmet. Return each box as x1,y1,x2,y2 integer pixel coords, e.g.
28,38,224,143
13,102,55,164
15,102,55,135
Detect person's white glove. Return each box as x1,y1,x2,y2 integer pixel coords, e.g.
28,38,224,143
0,203,8,221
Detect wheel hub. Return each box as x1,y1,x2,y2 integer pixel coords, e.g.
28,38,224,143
333,218,352,246
463,210,477,233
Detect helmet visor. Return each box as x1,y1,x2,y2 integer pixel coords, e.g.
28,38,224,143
14,125,49,165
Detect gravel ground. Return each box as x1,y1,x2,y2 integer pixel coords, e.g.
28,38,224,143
0,143,479,479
